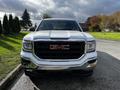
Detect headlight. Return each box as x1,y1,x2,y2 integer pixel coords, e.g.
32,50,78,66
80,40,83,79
87,40,96,53
23,40,32,51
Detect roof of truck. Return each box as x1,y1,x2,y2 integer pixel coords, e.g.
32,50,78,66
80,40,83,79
43,18,76,21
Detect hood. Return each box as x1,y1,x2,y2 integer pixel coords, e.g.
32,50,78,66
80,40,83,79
23,30,93,41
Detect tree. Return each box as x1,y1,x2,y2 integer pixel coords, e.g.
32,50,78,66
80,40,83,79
86,16,101,32
3,14,9,35
21,9,32,28
0,20,2,35
42,13,52,19
9,14,14,33
13,16,21,33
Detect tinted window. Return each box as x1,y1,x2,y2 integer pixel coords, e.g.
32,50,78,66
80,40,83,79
38,20,80,31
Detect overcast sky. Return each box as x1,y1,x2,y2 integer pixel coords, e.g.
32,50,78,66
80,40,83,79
0,0,120,22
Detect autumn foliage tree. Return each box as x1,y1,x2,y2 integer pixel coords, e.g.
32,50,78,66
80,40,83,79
86,16,101,32
86,11,120,32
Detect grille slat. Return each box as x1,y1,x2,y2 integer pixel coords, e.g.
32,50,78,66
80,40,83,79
34,41,85,59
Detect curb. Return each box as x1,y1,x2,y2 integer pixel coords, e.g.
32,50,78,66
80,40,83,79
0,64,23,90
97,39,120,42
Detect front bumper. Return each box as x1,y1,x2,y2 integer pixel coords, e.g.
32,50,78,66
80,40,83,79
21,50,97,71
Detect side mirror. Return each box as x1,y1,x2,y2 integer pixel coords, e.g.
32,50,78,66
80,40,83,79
29,27,35,31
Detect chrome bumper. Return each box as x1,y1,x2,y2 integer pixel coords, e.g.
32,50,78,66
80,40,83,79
21,50,97,71
21,57,97,71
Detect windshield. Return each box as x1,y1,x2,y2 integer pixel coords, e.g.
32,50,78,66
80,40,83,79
38,20,81,31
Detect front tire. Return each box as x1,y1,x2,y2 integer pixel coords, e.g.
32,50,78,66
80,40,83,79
79,69,94,77
24,68,44,78
87,69,94,77
24,69,32,76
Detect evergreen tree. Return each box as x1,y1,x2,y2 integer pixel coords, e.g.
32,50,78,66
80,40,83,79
21,9,32,28
13,16,21,33
0,20,2,35
3,14,9,35
9,14,14,33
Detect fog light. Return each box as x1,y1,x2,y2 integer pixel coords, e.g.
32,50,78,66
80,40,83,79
27,62,38,69
87,60,97,68
21,58,30,65
21,58,38,69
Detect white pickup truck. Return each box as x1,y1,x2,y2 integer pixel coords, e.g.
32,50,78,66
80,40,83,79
21,18,97,76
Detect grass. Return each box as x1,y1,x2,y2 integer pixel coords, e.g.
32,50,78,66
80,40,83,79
89,32,120,41
0,32,28,81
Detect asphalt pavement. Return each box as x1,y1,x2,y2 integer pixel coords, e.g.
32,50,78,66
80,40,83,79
10,39,120,90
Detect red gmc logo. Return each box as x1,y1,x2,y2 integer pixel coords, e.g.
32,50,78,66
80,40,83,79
49,45,70,50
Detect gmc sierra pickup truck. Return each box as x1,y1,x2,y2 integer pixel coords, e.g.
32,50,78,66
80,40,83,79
21,18,97,76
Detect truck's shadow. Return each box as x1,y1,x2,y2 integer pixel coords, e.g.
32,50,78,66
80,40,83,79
29,51,120,90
